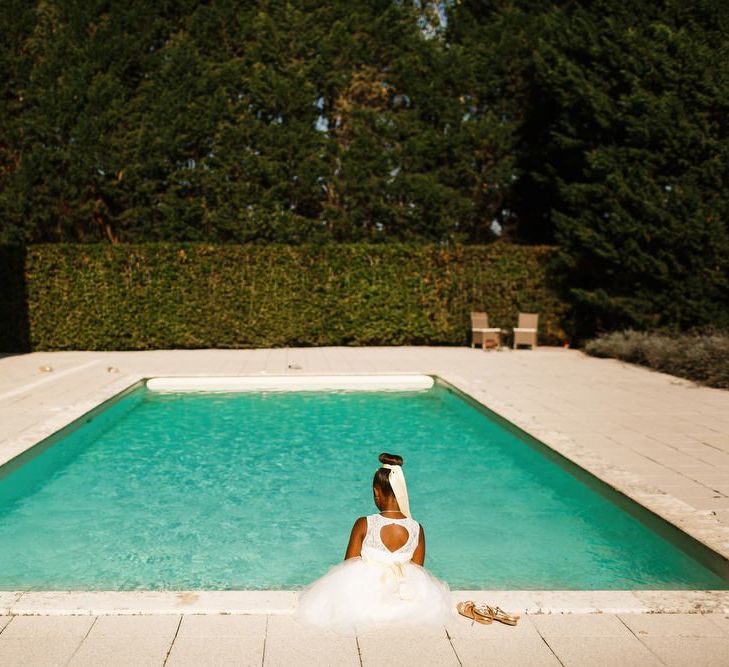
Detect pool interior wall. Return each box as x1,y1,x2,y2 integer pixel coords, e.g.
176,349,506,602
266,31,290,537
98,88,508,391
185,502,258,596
0,376,727,592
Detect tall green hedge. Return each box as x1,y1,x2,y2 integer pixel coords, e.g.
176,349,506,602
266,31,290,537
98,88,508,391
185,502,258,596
2,244,566,351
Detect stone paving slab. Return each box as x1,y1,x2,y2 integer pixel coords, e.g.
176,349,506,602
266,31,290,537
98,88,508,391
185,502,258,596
176,613,267,637
450,636,561,667
66,615,179,667
85,614,180,637
445,613,540,639
358,634,459,666
545,635,663,666
263,614,359,667
166,636,264,667
620,612,728,637
705,613,729,634
0,637,84,667
357,626,459,666
165,616,268,667
0,615,94,638
637,636,729,667
530,613,633,638
0,616,94,667
67,635,175,667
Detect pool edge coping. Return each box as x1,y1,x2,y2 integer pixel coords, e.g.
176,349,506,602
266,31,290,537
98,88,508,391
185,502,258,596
3,590,729,616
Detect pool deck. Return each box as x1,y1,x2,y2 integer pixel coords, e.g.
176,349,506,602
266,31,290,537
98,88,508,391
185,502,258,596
1,612,729,666
2,347,729,665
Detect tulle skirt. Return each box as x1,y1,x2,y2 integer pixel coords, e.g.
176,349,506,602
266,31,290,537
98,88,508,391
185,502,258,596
296,556,453,636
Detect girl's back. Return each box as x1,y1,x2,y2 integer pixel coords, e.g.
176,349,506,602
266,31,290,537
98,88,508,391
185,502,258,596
362,513,420,562
295,452,452,634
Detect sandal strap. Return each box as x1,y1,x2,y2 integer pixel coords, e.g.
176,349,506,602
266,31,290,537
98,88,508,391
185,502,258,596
473,603,519,624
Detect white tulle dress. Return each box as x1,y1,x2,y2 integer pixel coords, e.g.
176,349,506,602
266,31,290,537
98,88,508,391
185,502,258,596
296,513,453,635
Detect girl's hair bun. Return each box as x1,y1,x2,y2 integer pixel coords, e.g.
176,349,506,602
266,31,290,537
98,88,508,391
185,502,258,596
379,452,403,466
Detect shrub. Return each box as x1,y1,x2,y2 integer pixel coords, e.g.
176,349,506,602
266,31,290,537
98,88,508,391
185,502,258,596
585,330,729,389
0,243,567,351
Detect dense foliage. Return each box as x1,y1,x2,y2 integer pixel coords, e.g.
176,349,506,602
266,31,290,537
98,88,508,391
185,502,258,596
1,1,727,339
524,2,729,337
586,330,729,390
0,0,517,245
1,243,565,351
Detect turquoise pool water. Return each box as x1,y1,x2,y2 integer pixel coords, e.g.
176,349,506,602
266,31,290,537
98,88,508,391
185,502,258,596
0,382,726,590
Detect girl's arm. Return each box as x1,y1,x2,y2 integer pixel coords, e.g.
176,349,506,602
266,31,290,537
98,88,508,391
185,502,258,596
344,516,367,560
412,524,426,566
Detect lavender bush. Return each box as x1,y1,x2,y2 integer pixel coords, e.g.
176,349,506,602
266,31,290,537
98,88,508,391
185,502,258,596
585,331,729,389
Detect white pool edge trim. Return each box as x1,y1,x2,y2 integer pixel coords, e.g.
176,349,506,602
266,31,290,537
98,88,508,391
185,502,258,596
3,590,729,616
146,374,435,392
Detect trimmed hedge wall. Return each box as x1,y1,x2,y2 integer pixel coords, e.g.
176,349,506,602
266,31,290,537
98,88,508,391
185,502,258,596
2,244,567,350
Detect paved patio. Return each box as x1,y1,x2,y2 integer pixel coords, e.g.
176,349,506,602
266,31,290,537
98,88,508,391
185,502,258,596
2,612,729,666
1,347,729,664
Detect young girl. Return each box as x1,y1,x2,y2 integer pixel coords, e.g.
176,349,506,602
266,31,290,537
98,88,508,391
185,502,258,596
296,452,453,635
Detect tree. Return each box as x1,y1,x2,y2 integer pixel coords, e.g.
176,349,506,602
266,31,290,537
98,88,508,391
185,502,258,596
517,1,729,336
0,0,516,244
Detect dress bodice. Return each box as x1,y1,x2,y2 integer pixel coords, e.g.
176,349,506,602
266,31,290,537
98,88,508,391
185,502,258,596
361,513,420,564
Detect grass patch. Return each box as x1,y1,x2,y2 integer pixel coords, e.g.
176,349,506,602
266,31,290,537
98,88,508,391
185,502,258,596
585,330,729,389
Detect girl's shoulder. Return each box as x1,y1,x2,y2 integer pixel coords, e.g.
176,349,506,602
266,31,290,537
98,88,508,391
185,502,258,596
349,516,369,539
404,517,424,537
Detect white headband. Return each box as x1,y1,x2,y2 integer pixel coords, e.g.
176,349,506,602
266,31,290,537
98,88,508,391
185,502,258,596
382,463,411,517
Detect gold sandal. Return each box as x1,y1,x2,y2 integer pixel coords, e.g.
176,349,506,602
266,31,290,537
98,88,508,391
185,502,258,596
473,604,520,626
457,601,493,624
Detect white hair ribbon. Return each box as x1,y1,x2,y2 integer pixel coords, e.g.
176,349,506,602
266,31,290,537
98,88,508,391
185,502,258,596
382,463,411,518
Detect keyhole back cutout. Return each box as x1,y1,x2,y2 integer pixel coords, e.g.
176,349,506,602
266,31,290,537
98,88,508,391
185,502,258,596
380,524,409,552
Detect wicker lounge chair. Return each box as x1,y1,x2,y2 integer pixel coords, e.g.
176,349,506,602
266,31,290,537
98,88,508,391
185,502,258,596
470,312,503,350
512,313,539,349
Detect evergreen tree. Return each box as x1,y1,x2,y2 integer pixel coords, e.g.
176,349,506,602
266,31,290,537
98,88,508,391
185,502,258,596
516,0,729,335
0,0,514,244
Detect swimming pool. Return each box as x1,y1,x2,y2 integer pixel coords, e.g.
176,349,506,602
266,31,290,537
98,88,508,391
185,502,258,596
0,376,727,591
